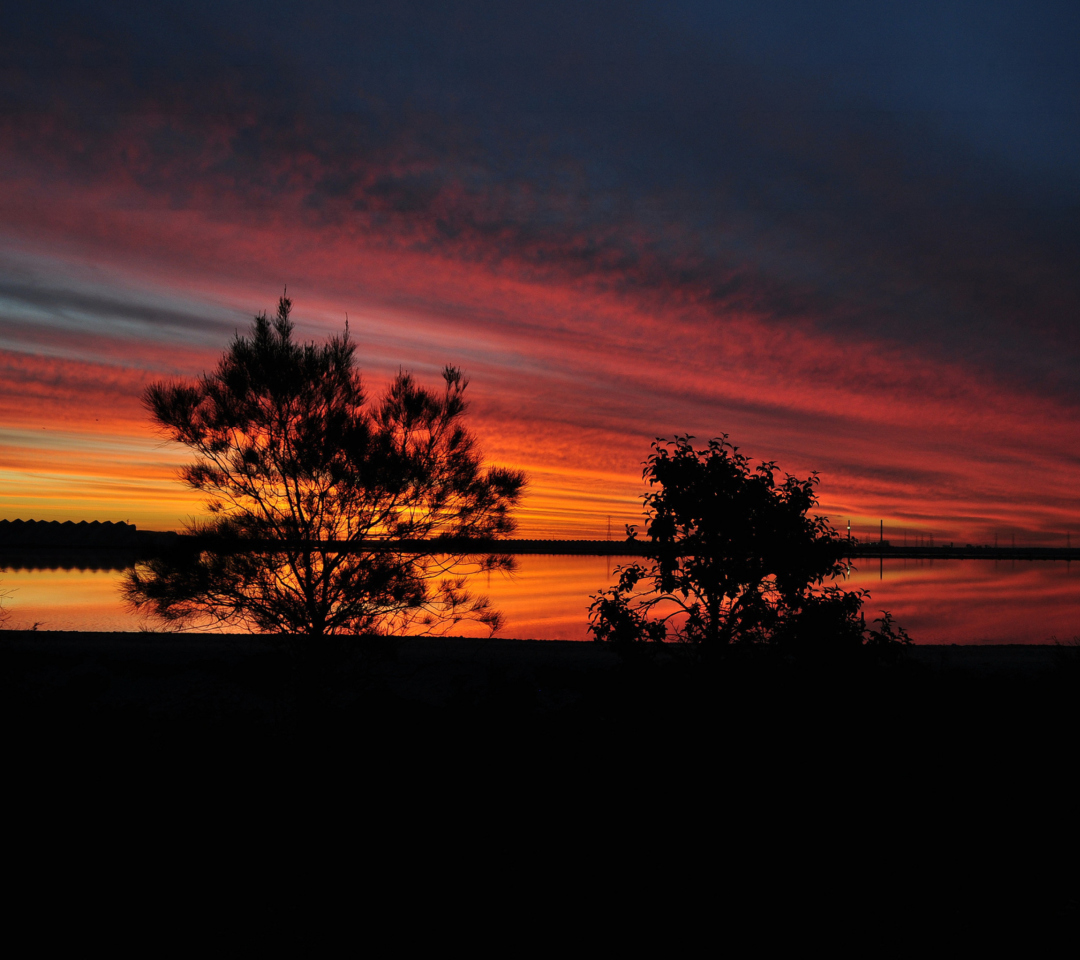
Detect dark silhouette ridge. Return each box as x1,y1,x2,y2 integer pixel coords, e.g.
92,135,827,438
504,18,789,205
122,295,525,642
5,519,1077,560
0,521,140,576
589,435,910,655
846,541,1080,561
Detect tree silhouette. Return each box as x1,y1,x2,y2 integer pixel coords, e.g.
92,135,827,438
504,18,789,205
588,435,909,652
124,295,525,640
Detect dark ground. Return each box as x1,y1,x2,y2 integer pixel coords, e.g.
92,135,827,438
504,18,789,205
3,631,1077,931
3,631,1077,760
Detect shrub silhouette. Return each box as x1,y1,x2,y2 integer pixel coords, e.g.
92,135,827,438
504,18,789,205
124,295,524,641
588,435,909,653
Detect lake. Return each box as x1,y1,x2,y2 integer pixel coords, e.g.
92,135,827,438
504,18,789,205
1,555,1077,644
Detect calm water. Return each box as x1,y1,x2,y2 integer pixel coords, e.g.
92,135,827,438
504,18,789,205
2,556,1078,643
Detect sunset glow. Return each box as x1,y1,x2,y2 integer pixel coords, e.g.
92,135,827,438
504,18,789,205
2,2,1078,548
5,557,1077,645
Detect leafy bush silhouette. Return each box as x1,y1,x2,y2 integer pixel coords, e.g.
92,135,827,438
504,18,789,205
123,295,524,642
588,435,910,654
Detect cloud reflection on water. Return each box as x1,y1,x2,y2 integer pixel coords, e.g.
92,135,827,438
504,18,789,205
2,557,1076,644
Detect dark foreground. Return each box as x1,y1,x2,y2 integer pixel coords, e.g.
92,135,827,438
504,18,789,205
4,631,1078,768
4,631,1078,929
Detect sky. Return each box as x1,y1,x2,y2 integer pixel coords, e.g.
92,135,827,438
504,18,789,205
1,1,1078,542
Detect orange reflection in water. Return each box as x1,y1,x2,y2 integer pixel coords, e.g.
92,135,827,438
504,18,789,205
0,555,620,639
846,559,1080,644
1,567,149,633
450,555,618,641
3,557,1077,644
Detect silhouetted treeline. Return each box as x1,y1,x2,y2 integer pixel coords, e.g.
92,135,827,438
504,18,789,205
0,521,184,570
4,519,1079,561
0,520,139,571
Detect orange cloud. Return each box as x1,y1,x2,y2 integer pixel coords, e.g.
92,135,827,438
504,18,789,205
0,131,1077,544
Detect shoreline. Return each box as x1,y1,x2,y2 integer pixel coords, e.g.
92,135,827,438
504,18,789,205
3,629,1073,675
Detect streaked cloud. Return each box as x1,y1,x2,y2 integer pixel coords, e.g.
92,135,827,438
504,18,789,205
0,1,1077,543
